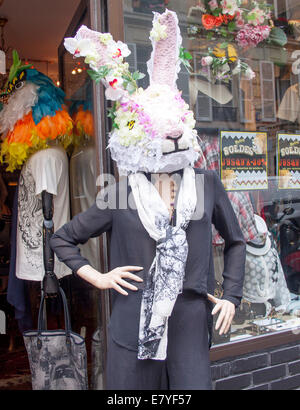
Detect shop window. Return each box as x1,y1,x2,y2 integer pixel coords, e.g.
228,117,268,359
127,43,138,72
122,0,300,347
58,8,101,340
260,61,277,122
132,0,171,14
239,68,255,125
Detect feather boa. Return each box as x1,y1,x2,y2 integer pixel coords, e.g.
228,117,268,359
0,109,73,172
0,82,39,135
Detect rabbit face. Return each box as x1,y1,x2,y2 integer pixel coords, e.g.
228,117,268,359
64,10,201,175
108,83,200,174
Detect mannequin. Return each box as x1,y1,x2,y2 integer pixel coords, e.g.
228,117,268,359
50,10,246,390
243,214,291,316
41,190,59,295
0,52,73,293
277,82,300,124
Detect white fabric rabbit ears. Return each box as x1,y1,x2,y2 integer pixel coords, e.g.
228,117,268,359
64,9,187,101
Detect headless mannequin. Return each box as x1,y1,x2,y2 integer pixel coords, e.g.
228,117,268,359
15,141,71,282
76,172,235,335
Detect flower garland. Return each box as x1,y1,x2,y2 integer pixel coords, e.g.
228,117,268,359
188,0,287,83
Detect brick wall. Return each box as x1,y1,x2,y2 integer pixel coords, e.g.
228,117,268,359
211,342,300,390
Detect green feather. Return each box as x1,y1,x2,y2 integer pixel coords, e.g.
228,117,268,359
6,50,32,86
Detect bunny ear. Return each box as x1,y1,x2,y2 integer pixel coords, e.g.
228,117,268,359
147,10,182,90
64,25,133,101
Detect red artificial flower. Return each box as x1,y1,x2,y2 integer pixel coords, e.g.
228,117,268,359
215,14,224,27
202,14,216,30
222,14,235,25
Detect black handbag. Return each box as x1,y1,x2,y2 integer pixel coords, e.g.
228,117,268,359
23,286,88,390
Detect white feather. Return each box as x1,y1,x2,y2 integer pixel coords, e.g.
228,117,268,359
0,82,39,136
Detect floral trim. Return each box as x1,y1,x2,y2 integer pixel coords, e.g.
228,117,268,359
150,19,168,42
193,0,272,44
64,14,201,176
188,0,287,83
64,25,145,102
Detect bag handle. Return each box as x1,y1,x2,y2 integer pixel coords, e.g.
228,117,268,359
37,286,72,346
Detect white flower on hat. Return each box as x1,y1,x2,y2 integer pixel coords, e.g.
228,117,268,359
110,41,131,60
64,37,96,58
99,32,114,45
150,20,168,42
105,76,125,101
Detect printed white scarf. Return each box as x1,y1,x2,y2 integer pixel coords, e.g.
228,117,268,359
129,166,197,360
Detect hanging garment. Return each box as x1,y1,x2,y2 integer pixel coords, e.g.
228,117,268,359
129,166,197,360
243,236,291,315
195,136,258,244
16,146,71,281
277,83,300,124
7,183,33,332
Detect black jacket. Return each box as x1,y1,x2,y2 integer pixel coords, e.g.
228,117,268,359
50,168,246,351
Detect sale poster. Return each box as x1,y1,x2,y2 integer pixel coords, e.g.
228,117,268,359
277,133,300,189
220,131,268,190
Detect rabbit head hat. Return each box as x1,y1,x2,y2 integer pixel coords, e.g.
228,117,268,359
64,10,201,175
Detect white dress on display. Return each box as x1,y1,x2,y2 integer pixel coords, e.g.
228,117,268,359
16,146,71,281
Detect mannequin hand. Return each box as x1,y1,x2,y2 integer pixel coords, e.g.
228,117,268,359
96,266,144,295
77,265,143,295
207,294,235,335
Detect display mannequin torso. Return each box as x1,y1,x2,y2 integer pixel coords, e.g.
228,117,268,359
16,146,71,281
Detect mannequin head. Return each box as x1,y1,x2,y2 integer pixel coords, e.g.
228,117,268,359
0,51,73,172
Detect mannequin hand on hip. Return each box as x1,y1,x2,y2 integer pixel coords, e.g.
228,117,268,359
207,294,235,335
77,265,143,295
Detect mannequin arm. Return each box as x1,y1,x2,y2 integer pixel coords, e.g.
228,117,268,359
42,190,59,295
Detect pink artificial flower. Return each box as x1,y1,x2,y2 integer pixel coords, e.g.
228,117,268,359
208,0,219,11
247,6,265,26
235,24,270,48
221,0,239,16
236,17,245,28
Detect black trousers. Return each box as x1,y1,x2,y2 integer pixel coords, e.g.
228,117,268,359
106,291,212,390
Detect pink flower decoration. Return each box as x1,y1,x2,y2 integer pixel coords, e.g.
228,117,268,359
208,0,218,11
235,24,271,49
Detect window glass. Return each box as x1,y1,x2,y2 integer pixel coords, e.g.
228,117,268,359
123,0,300,345
60,12,101,346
